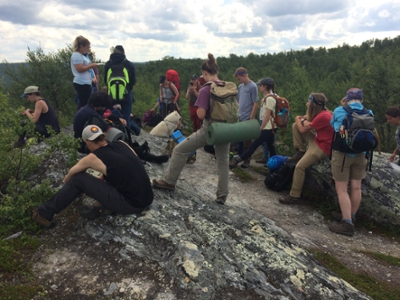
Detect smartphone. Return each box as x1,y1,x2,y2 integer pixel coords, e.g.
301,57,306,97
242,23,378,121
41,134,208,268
86,168,102,179
190,82,193,86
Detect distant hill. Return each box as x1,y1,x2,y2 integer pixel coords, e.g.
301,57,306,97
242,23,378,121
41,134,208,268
0,62,28,85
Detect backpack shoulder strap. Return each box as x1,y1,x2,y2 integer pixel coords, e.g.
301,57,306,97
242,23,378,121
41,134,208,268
342,105,352,114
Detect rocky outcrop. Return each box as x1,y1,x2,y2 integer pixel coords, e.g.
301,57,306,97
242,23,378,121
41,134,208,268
305,153,400,226
30,130,372,299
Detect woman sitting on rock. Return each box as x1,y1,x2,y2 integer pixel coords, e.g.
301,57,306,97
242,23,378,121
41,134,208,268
385,106,400,165
279,93,333,205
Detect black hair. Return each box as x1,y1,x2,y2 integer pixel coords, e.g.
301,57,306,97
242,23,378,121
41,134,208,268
88,92,112,108
201,53,218,75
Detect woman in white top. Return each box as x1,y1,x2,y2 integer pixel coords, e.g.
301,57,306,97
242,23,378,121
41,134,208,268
71,36,98,108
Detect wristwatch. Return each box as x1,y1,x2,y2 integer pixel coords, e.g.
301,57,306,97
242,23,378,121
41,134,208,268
301,118,306,125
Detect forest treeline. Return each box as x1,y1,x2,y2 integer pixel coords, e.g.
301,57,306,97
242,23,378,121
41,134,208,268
1,36,400,153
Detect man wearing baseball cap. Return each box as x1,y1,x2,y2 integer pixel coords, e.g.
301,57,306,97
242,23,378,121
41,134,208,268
15,86,60,147
32,125,153,228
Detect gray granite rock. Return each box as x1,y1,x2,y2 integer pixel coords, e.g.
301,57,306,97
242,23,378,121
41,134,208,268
305,153,400,226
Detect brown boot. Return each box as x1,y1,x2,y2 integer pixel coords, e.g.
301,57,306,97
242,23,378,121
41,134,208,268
279,195,303,205
152,179,176,191
329,220,355,236
287,150,305,162
32,208,56,229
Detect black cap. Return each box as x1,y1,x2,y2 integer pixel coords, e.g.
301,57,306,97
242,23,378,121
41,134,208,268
256,78,274,86
191,74,198,80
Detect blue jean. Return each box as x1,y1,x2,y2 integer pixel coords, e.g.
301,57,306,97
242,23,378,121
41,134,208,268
240,129,276,161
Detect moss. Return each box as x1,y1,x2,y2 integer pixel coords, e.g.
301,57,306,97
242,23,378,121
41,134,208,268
309,249,400,300
251,166,268,176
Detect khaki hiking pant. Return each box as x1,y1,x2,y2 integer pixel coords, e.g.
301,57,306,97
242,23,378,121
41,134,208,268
290,123,327,198
164,119,230,198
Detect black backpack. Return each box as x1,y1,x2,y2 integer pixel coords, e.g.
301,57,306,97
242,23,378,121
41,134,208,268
264,162,296,192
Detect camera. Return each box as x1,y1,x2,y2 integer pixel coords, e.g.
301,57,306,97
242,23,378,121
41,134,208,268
190,82,193,86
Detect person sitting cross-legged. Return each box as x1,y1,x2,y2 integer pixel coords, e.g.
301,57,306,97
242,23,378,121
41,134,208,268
32,125,153,229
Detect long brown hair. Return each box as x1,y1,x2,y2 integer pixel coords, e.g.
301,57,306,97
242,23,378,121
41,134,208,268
306,93,330,121
73,35,90,52
201,53,218,75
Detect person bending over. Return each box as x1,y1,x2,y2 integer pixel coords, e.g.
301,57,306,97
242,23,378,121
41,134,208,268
153,53,231,205
32,125,153,228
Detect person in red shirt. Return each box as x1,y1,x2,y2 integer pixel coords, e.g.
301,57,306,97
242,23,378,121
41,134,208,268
279,93,333,204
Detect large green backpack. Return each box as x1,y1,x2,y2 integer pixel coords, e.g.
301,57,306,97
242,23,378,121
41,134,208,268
204,81,238,123
106,60,129,102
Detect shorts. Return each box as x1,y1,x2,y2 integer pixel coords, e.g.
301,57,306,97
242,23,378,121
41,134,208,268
331,151,367,182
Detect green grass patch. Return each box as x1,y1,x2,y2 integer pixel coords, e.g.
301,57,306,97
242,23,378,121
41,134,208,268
251,166,268,176
358,250,400,267
232,168,254,182
0,234,43,299
309,249,400,300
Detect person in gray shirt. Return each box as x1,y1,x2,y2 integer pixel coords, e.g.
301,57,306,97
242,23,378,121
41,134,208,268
234,67,259,168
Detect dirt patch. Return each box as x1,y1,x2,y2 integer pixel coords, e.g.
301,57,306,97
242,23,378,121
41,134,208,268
30,148,400,299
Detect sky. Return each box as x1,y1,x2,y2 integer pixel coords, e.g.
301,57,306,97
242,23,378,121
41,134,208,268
1,0,400,63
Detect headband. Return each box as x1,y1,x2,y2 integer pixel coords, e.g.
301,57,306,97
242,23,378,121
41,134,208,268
308,94,324,107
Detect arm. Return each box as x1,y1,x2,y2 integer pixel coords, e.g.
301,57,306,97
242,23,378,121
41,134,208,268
249,102,259,120
295,115,312,134
64,153,107,183
151,101,159,111
170,83,179,103
159,84,163,101
24,100,47,123
390,148,398,162
197,107,206,120
260,108,272,130
74,62,98,73
185,87,190,100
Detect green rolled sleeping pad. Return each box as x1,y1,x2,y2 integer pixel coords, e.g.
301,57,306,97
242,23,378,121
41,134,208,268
206,119,261,145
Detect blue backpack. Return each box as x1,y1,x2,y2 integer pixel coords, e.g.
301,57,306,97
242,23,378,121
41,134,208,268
266,155,289,171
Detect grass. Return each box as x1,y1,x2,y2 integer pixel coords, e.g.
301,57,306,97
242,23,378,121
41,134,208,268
251,165,269,176
232,168,254,182
309,249,400,300
0,234,43,299
358,250,400,267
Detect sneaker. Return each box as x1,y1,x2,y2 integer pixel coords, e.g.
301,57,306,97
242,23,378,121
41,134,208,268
332,211,356,224
329,220,355,236
32,208,56,229
152,179,175,191
215,195,227,205
78,205,106,220
241,159,250,168
279,195,302,205
287,150,305,162
256,158,267,164
229,155,242,169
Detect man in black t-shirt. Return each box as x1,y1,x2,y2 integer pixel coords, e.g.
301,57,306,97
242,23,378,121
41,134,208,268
32,125,153,229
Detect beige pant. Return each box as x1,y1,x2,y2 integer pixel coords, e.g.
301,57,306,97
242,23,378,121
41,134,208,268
164,119,230,198
290,123,327,198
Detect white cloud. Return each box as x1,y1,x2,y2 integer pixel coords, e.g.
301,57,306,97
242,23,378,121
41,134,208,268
1,0,400,63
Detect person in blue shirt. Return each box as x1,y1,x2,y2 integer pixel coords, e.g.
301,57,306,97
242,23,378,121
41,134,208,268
329,88,372,236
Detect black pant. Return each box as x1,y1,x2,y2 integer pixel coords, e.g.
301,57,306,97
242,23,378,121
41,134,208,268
240,129,276,161
73,83,92,108
38,172,145,221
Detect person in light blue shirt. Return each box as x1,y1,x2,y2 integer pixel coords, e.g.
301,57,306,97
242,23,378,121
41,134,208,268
329,88,372,237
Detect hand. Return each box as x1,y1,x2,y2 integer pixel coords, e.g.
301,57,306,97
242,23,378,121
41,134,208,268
150,108,154,112
390,153,396,162
119,118,127,125
92,77,98,84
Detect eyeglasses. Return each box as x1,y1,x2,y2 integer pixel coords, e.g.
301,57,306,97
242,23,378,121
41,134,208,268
308,94,324,106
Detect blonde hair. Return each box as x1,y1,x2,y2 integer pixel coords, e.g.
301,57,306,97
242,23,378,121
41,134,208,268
306,93,330,121
73,35,90,52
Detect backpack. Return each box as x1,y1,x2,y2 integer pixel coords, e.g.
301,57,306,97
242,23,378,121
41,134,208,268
204,81,238,123
106,60,129,102
142,110,154,126
266,155,289,171
331,105,377,171
166,69,181,99
264,161,296,192
266,94,290,129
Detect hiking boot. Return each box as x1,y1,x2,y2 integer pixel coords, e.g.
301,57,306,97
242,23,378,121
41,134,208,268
332,211,356,224
256,158,267,164
152,179,175,191
279,195,302,205
78,205,107,220
186,153,196,164
215,195,227,205
241,159,250,168
32,208,56,229
287,150,305,162
329,220,355,236
229,155,242,169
